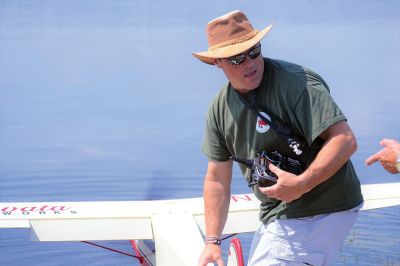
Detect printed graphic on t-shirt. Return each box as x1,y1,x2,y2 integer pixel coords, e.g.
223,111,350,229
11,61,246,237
256,112,271,133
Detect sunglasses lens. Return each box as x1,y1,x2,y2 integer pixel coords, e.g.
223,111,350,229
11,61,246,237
226,43,261,65
228,55,246,65
248,44,261,59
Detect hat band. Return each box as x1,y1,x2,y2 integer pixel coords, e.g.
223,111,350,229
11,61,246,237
208,30,260,51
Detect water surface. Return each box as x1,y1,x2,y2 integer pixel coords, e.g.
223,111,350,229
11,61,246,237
0,1,399,265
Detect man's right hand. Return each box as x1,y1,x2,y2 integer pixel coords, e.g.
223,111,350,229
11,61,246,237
198,244,224,266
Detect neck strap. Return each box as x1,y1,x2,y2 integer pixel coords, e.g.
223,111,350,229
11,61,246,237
235,89,304,156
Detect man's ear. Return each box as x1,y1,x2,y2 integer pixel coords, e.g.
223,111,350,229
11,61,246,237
214,58,223,68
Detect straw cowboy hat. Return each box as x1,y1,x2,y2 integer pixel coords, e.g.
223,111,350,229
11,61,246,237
192,10,273,65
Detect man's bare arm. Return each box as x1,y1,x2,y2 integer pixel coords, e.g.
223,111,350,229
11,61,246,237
262,120,357,202
203,159,232,236
198,159,232,266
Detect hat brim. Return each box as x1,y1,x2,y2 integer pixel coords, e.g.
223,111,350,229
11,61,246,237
192,24,273,65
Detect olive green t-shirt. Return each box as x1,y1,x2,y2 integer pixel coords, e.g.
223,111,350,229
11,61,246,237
202,58,363,223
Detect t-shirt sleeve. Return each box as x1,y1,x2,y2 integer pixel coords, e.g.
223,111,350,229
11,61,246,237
293,73,347,146
201,103,231,162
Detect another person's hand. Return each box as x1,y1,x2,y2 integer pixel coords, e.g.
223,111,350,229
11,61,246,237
198,244,224,266
365,138,400,174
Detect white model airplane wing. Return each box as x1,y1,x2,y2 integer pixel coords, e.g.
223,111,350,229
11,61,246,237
1,182,400,266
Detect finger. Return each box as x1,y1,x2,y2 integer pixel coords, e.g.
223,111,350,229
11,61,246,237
365,152,381,165
198,258,214,266
216,258,225,266
381,161,397,174
387,167,399,174
380,138,395,147
259,184,277,198
197,257,208,266
268,163,282,174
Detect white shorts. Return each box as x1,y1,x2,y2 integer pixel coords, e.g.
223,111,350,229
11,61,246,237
248,204,362,266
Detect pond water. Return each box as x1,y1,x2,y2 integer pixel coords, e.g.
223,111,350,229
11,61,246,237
0,1,399,265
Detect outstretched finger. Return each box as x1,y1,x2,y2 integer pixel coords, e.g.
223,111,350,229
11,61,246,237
365,151,382,166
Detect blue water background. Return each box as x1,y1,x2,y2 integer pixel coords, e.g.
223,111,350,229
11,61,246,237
0,0,399,265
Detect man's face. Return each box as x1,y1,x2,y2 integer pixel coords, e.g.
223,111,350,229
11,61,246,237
214,44,264,94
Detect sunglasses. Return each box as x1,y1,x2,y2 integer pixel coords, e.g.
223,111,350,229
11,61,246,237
225,43,262,65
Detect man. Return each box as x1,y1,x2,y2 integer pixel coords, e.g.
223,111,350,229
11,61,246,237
366,138,400,174
193,10,363,266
